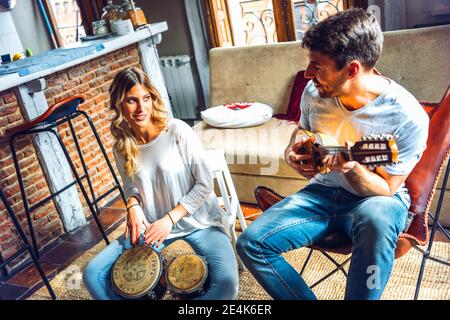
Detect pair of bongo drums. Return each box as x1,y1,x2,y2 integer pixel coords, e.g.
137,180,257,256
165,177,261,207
111,245,208,299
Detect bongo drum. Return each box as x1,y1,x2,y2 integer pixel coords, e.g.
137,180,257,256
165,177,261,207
165,254,208,299
111,245,166,299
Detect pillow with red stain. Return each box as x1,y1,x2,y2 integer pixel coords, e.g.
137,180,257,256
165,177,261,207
200,102,273,128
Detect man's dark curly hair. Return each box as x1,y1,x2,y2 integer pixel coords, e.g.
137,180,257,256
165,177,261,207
302,8,383,70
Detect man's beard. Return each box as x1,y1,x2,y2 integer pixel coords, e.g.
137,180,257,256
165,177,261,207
316,85,336,98
314,78,345,98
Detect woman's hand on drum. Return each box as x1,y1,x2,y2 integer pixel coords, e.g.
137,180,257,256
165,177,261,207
125,205,149,246
143,215,173,248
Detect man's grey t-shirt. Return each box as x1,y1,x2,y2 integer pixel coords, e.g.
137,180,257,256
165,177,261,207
299,79,429,208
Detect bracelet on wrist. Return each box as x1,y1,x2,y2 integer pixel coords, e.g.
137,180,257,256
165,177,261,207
126,203,139,211
166,212,175,225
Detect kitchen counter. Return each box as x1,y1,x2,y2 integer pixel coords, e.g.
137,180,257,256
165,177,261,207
0,22,167,92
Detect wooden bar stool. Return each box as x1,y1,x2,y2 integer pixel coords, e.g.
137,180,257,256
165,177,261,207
5,95,126,259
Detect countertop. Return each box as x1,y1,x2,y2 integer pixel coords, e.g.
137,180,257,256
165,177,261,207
0,22,167,92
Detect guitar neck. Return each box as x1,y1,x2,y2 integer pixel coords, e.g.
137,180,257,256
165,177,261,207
319,146,352,160
302,130,398,169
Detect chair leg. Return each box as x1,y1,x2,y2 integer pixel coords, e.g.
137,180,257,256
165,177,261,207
230,226,245,271
79,110,126,203
236,205,248,231
414,160,450,300
9,134,40,258
0,189,56,300
49,130,109,246
299,248,314,276
298,248,351,290
68,119,101,216
310,254,351,289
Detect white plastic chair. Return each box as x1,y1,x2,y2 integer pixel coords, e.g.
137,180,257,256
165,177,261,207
204,148,247,270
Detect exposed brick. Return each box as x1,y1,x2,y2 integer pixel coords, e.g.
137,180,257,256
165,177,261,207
7,114,22,124
80,71,96,83
74,83,90,95
33,206,49,220
28,192,47,206
62,79,81,91
2,92,16,104
45,85,64,99
0,104,19,117
46,73,69,87
68,65,86,80
95,66,112,77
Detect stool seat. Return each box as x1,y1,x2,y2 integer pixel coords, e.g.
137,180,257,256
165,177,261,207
5,95,84,136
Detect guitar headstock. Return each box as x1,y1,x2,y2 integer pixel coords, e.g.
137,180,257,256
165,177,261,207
351,134,399,166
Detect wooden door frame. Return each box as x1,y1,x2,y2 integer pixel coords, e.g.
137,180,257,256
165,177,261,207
273,0,296,42
205,0,234,47
204,0,367,47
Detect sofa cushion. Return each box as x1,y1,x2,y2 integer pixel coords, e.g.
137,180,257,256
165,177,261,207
200,102,273,128
194,117,305,179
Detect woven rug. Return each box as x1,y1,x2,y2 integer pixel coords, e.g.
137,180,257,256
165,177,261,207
29,223,450,300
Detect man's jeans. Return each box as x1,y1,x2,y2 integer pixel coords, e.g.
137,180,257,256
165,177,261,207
83,227,239,300
236,184,409,300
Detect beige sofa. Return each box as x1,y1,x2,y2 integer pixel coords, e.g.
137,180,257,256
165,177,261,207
193,24,450,225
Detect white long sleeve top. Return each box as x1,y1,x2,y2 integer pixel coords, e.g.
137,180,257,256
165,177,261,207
114,118,229,239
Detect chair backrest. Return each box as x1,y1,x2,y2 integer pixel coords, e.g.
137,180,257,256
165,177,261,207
403,85,450,245
204,148,247,231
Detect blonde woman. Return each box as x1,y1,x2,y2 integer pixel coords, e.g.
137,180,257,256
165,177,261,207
83,67,239,300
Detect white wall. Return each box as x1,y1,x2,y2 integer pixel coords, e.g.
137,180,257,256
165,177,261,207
369,0,450,31
10,0,53,54
0,12,23,57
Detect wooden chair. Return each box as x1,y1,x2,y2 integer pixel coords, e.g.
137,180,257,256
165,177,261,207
204,148,248,270
254,85,450,299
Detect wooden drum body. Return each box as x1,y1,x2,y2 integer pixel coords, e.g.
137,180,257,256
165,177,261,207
165,254,208,299
111,245,166,299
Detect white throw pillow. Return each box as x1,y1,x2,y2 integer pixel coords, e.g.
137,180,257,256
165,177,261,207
200,102,273,128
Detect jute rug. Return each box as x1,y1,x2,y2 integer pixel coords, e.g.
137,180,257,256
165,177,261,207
29,223,450,300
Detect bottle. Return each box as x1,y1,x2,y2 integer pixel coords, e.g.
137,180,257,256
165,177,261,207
92,20,109,36
101,0,122,32
122,0,147,29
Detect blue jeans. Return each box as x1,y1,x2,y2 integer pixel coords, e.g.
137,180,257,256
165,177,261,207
83,227,239,300
236,184,409,300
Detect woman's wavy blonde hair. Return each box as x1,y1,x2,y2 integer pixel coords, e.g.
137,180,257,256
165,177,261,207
109,67,168,176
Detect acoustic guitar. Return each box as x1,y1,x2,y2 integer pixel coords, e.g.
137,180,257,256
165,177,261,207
296,129,399,174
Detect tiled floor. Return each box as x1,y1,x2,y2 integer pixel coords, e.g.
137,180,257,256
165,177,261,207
1,196,449,300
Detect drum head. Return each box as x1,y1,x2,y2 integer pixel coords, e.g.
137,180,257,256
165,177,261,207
111,245,162,299
166,254,207,294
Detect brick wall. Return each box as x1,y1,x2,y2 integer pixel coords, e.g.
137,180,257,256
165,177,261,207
0,44,141,273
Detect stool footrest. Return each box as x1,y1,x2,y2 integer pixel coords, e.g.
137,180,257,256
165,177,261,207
92,185,120,206
28,174,88,213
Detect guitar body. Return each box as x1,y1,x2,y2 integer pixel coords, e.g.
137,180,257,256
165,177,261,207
295,129,399,174
295,129,338,174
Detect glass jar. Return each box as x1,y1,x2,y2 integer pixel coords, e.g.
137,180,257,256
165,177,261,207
101,0,122,31
92,20,109,36
121,0,147,29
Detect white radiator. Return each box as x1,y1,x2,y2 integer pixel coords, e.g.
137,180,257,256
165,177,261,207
159,55,199,119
